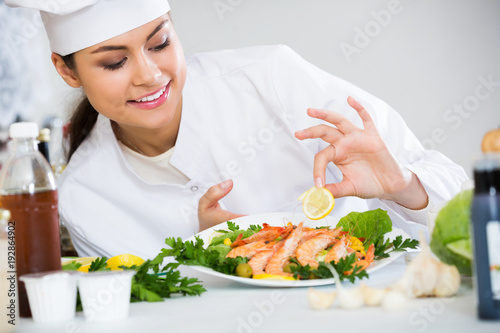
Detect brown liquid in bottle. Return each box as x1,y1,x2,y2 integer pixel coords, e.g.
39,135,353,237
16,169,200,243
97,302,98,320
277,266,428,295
0,190,61,317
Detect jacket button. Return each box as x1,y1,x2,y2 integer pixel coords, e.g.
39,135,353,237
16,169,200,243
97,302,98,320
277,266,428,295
191,186,199,192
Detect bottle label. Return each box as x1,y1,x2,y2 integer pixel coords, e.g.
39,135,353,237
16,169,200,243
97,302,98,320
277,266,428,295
486,220,500,301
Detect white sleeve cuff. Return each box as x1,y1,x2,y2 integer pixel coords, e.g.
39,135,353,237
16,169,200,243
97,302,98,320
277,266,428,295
396,200,430,226
380,196,431,226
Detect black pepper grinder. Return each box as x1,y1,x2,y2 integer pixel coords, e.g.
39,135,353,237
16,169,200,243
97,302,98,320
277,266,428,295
471,153,500,320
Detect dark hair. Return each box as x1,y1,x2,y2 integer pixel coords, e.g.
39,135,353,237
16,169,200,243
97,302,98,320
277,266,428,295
61,53,99,162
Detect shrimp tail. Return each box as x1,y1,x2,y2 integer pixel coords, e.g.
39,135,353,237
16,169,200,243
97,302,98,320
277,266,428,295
230,233,245,248
344,244,375,275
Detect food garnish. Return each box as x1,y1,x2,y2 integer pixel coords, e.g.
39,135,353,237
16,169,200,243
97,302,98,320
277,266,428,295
63,253,206,305
62,256,99,272
235,263,253,278
299,186,335,220
106,253,145,270
252,274,296,281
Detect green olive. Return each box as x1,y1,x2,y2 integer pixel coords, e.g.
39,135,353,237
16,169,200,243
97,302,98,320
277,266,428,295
235,263,253,278
308,272,319,280
283,263,298,274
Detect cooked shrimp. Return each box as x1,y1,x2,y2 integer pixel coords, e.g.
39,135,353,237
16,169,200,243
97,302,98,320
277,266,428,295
346,247,364,259
345,244,375,275
324,235,350,264
231,223,293,248
297,228,329,246
265,223,304,277
296,229,343,268
226,240,274,259
248,241,284,275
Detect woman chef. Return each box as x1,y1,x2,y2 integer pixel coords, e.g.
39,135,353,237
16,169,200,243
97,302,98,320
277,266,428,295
6,0,468,259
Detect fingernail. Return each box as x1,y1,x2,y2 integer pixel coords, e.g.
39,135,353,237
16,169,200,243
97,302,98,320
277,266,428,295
220,179,232,189
315,177,323,188
295,130,304,136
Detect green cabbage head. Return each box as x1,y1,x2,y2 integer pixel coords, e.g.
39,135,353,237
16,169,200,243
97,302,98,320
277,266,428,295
430,189,473,275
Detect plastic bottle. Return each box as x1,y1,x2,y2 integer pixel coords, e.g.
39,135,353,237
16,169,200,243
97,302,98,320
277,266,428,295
470,153,500,320
0,122,61,318
0,208,16,332
37,128,51,165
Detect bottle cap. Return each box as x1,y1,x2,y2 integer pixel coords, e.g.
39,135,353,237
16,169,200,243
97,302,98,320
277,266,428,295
9,122,39,139
37,128,51,142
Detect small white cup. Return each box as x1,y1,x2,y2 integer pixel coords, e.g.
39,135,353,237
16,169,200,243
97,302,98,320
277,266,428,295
77,270,136,323
20,271,78,324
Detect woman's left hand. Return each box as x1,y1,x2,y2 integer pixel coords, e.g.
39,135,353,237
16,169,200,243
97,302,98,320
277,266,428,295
295,96,428,210
198,180,245,231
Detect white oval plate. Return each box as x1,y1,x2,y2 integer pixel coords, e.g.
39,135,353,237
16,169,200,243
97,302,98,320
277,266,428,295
184,212,410,288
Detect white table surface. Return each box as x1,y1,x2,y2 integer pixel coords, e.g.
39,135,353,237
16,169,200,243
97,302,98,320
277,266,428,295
14,255,500,333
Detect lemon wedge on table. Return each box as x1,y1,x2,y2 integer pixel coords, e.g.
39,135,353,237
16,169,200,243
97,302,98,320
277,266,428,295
252,274,296,281
106,254,145,270
299,186,335,220
62,256,98,273
62,254,145,272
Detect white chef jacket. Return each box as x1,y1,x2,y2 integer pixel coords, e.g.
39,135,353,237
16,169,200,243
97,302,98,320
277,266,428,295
57,45,468,259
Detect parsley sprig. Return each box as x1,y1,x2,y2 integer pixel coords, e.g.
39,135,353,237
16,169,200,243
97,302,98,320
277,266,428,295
88,257,109,271
374,235,419,260
289,254,369,283
154,236,247,275
64,255,206,306
129,261,205,302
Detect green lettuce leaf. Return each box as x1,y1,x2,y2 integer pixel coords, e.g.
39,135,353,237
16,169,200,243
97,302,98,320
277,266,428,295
336,209,392,248
209,230,256,246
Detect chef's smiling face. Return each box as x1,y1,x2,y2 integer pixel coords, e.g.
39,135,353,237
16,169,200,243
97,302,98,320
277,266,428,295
59,14,185,129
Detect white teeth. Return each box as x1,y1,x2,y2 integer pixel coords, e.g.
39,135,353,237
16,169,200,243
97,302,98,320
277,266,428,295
135,86,166,102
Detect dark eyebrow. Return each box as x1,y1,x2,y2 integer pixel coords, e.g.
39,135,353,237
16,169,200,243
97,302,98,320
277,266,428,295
90,20,168,54
146,19,167,42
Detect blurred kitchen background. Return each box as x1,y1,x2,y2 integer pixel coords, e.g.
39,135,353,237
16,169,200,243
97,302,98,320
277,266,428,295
1,0,499,176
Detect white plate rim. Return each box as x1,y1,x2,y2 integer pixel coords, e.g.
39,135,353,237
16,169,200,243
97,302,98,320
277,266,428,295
184,212,410,287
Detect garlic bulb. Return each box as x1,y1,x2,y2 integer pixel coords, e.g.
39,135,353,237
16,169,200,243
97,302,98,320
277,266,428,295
381,290,407,311
338,286,364,310
394,232,460,298
307,288,336,310
360,283,387,306
433,263,461,297
327,262,364,310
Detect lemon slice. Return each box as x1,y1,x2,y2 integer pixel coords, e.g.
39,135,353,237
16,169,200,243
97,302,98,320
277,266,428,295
208,230,227,244
299,186,335,220
252,274,296,281
62,257,99,273
106,254,145,270
298,187,313,201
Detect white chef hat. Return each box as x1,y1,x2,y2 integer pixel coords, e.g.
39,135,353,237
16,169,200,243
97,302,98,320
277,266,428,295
5,0,171,56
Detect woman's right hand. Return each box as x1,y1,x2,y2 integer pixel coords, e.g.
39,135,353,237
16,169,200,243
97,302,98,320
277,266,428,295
198,179,245,231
